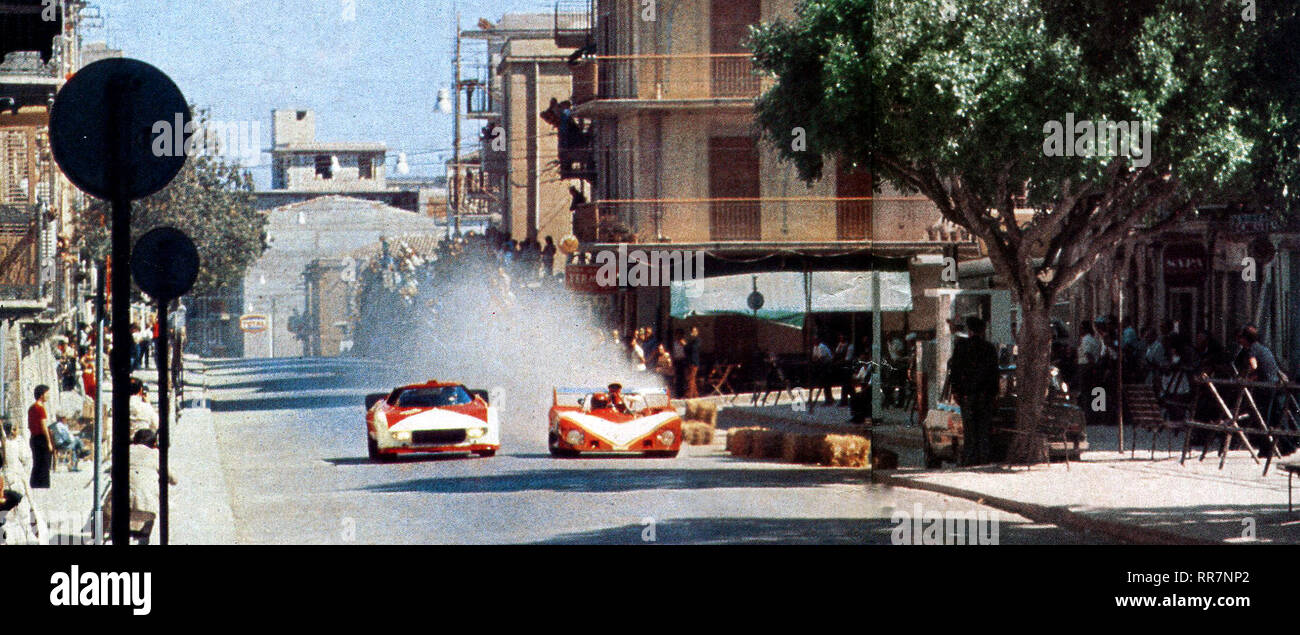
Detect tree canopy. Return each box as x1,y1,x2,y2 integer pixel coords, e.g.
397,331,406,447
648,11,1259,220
751,0,1300,458
77,115,267,296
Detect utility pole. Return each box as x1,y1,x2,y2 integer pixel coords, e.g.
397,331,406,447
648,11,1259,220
452,9,462,240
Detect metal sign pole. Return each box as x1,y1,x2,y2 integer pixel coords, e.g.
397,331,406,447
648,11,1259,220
92,262,105,545
155,301,170,545
110,199,131,546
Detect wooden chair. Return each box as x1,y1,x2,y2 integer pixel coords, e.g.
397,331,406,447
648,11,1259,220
704,363,739,403
1124,383,1170,459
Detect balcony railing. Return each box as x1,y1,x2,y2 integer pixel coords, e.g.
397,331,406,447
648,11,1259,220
0,206,40,301
575,198,878,243
554,0,594,48
576,54,763,104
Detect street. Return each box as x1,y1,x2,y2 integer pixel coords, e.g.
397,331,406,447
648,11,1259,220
204,357,1101,545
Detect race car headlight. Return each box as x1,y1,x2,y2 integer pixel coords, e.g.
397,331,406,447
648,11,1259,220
392,431,412,442
564,429,584,446
467,427,488,439
656,430,676,446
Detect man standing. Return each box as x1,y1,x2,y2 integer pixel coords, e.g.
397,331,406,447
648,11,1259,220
812,335,835,406
684,327,701,399
28,385,52,490
949,317,1000,466
671,329,687,398
833,334,855,407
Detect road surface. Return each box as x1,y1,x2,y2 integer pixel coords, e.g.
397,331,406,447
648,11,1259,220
204,357,1103,544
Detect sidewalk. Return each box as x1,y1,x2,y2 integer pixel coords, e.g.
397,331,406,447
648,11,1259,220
2,355,237,545
716,396,1300,543
874,424,1300,544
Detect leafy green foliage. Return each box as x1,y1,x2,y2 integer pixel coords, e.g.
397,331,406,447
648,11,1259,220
752,0,1298,213
77,138,267,296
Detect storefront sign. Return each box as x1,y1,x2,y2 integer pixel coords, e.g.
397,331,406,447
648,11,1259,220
239,314,270,334
1162,243,1206,286
1228,212,1282,235
565,263,614,294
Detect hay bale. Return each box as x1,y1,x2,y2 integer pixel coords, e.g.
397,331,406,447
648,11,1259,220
872,446,899,470
817,434,872,468
753,429,786,459
683,399,719,427
781,433,823,464
682,422,714,445
726,427,764,456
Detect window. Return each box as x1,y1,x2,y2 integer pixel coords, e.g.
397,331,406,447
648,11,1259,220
395,386,473,408
708,137,761,241
315,155,332,179
358,155,373,179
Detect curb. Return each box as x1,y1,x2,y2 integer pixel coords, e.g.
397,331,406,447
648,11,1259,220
872,470,1218,546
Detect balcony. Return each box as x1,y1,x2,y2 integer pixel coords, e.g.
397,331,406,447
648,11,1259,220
541,100,595,181
553,0,594,49
575,198,877,244
460,65,499,119
572,54,764,114
0,205,40,303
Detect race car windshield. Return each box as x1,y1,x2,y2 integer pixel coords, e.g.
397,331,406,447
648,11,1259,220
396,386,473,408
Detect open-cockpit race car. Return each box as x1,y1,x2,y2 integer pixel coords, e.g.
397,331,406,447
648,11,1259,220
548,384,682,458
365,381,499,460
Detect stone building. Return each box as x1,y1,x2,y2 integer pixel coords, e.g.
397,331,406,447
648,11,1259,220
0,0,91,430
242,196,441,358
546,0,972,386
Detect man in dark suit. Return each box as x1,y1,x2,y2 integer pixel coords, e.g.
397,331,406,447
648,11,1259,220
949,316,1000,465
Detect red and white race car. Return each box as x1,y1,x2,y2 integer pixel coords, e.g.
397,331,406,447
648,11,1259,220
365,381,499,461
548,385,682,458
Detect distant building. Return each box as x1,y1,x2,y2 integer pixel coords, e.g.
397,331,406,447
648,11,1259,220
255,109,433,213
270,109,387,191
242,196,442,358
463,13,579,247
79,41,123,67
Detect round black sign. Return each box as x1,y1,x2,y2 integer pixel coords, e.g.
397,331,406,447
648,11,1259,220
131,227,200,300
49,58,190,201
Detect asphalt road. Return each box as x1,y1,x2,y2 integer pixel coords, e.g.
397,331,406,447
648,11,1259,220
205,357,1102,545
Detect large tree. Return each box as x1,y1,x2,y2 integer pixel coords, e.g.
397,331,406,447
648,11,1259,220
76,115,267,296
751,0,1300,460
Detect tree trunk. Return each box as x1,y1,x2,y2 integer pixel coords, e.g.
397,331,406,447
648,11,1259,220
1010,295,1054,464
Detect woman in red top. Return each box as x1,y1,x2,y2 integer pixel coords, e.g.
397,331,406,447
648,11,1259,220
81,352,97,399
28,385,52,489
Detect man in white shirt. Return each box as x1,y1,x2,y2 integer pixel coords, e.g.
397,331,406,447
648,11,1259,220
128,378,159,436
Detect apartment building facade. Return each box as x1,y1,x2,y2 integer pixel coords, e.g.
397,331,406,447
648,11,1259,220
0,0,90,425
552,0,975,368
463,14,580,254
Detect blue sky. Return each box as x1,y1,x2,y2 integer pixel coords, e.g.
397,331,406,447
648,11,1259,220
85,0,557,188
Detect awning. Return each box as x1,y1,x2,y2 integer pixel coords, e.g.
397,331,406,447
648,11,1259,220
670,270,913,327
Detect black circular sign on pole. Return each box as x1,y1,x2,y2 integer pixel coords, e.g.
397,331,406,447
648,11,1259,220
747,275,765,313
49,58,190,201
131,227,200,301
130,227,198,547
